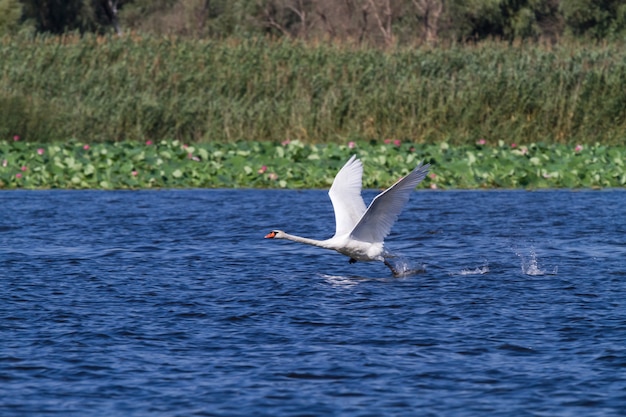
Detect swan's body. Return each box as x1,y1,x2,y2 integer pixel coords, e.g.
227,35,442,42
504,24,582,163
265,155,430,275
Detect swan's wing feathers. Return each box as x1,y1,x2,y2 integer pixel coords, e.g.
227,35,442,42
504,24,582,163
328,155,367,237
350,162,430,243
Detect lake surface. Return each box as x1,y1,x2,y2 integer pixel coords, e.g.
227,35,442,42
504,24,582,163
1,189,625,416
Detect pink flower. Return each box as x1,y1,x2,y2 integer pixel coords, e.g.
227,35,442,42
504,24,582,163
511,143,517,148
37,148,45,155
182,144,188,149
477,138,486,145
393,139,401,147
281,139,291,146
384,138,392,144
15,173,22,179
574,144,583,152
429,173,437,179
268,173,278,180
131,171,138,176
21,166,27,171
258,165,267,174
348,141,356,149
13,135,19,141
83,144,90,150
430,183,438,189
145,140,153,146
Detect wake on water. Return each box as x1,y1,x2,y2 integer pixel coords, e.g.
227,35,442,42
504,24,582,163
391,244,558,277
319,258,426,285
321,244,557,282
450,265,490,276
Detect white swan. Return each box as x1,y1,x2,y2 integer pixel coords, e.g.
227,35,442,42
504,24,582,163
265,155,430,276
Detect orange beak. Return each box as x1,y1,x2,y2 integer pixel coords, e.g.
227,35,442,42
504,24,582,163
265,231,276,239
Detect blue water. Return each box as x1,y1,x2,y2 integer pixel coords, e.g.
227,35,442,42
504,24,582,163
1,189,625,416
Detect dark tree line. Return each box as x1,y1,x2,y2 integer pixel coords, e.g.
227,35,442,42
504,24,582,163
1,0,625,44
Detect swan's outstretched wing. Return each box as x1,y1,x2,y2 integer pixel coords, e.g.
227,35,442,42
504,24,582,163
328,155,367,237
350,162,430,244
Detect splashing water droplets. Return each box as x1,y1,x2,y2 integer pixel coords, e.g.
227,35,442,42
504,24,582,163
394,259,427,277
517,247,557,276
458,265,490,276
524,251,544,276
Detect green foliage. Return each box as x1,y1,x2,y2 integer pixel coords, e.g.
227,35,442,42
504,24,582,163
1,35,626,146
19,0,97,33
446,0,562,41
0,94,63,141
0,0,22,35
6,0,625,42
560,0,626,39
118,0,178,34
116,0,260,38
1,138,625,189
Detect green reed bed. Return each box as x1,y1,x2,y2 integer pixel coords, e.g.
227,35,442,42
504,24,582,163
1,34,625,145
1,139,624,189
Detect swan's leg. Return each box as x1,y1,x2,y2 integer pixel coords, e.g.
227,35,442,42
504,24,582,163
349,258,357,264
383,259,400,277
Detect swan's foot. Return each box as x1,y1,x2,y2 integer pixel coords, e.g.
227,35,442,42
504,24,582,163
384,259,426,277
384,259,401,277
349,258,357,264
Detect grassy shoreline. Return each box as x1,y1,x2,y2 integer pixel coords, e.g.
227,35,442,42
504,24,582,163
1,139,624,190
2,35,626,146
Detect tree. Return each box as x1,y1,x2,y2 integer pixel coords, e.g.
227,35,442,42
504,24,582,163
364,0,394,45
445,0,561,42
118,0,260,38
10,0,626,43
0,0,22,35
20,0,91,33
98,0,123,35
18,0,130,34
560,0,626,39
259,0,313,38
311,0,370,44
412,0,443,44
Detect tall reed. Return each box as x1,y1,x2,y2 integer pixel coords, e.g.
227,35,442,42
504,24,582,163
1,34,625,144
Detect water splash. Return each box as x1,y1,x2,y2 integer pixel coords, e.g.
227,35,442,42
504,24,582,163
517,247,557,276
457,266,490,276
523,251,544,276
392,259,427,277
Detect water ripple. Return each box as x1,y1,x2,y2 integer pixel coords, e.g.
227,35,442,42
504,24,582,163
0,189,625,416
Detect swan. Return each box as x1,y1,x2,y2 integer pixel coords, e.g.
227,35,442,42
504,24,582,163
265,155,430,276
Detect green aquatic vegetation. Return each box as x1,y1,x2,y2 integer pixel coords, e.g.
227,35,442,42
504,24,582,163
1,35,626,145
1,138,624,190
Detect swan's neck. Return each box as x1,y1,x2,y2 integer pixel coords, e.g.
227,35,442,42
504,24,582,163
280,232,335,250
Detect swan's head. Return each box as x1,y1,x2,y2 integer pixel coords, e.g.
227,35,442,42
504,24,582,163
265,230,285,239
